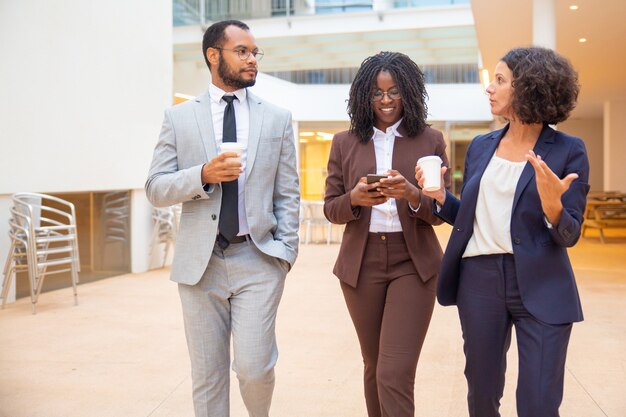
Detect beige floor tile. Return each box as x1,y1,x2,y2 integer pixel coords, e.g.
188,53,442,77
1,224,625,416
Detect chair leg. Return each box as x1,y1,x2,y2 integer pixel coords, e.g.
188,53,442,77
1,241,17,308
70,265,79,306
599,228,606,244
32,271,46,315
3,240,16,276
305,221,311,244
1,267,15,309
162,242,170,268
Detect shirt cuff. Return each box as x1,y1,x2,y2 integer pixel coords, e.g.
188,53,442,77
408,201,421,213
543,215,554,229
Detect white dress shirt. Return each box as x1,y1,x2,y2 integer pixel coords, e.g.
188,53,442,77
369,119,404,233
209,83,250,236
462,153,526,258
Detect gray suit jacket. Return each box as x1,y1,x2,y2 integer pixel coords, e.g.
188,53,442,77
145,89,300,285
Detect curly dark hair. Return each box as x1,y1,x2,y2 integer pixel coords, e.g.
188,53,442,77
501,47,580,124
202,20,250,69
348,51,429,143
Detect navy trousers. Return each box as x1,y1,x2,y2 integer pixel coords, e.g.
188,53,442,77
457,254,572,417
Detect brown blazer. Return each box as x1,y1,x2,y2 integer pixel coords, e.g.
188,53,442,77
323,124,450,288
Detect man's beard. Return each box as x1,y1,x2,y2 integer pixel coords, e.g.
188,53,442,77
218,54,256,89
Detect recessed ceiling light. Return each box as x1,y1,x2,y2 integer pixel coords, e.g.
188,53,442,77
569,5,579,10
578,37,587,43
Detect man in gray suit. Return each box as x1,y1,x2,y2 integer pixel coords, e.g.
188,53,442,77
145,20,299,417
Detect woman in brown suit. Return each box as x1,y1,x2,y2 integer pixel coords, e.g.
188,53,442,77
323,51,450,417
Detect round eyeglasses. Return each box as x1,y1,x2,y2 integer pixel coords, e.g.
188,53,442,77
212,47,264,62
372,89,401,101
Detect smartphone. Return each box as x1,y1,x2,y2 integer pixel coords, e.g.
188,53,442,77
366,174,387,192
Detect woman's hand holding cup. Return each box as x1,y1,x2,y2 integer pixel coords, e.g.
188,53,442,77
415,156,447,205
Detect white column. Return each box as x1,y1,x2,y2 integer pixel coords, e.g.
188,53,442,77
292,119,300,177
130,189,153,273
603,100,626,191
532,0,556,49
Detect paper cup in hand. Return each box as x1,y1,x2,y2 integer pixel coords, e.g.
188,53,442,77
417,155,443,192
220,142,245,164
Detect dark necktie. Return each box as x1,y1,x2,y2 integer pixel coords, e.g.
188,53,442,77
218,95,239,247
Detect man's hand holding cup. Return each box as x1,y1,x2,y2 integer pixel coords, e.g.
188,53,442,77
201,142,245,184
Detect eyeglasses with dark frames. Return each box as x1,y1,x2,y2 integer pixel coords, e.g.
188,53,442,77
212,47,264,62
372,89,401,101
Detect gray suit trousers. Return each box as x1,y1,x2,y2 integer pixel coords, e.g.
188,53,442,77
178,240,287,417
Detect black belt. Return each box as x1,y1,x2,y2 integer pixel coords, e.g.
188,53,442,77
216,233,249,249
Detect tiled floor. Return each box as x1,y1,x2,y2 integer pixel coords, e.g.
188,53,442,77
1,225,625,417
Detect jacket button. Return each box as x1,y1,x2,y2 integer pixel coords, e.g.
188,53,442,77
513,237,521,244
456,227,462,232
211,214,217,220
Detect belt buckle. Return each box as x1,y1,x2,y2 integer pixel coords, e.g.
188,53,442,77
231,235,248,244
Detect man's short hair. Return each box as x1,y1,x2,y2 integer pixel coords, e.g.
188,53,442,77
202,20,250,69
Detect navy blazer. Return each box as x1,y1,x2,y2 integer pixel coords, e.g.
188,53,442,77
436,124,590,325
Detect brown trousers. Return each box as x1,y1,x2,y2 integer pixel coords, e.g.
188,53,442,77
341,232,436,417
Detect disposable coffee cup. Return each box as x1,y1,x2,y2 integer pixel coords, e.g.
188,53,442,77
417,155,443,192
220,142,245,164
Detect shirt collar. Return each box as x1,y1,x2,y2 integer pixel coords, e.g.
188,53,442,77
371,118,403,140
209,83,247,105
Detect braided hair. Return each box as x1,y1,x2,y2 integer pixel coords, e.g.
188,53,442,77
348,51,429,143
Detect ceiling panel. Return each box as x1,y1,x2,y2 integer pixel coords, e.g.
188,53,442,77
174,25,480,72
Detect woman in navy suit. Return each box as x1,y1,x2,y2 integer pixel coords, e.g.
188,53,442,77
416,47,590,417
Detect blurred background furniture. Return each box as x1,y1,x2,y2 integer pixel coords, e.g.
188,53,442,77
583,191,626,243
1,193,80,313
101,191,130,245
300,200,343,244
149,205,181,268
100,191,131,268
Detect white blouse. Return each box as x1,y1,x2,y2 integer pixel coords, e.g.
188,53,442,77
462,153,527,258
369,119,403,233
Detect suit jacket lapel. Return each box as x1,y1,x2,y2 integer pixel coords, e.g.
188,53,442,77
512,124,555,212
246,92,263,180
463,128,503,198
193,90,217,161
475,128,505,180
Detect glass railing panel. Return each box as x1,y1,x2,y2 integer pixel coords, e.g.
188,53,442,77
173,0,469,25
265,64,479,85
393,0,470,7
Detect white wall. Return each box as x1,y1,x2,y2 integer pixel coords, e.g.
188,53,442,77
0,0,172,194
0,0,173,299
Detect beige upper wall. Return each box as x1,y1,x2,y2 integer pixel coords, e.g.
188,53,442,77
604,100,626,192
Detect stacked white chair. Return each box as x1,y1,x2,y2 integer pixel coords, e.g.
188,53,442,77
1,193,80,314
101,191,130,244
149,205,181,268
